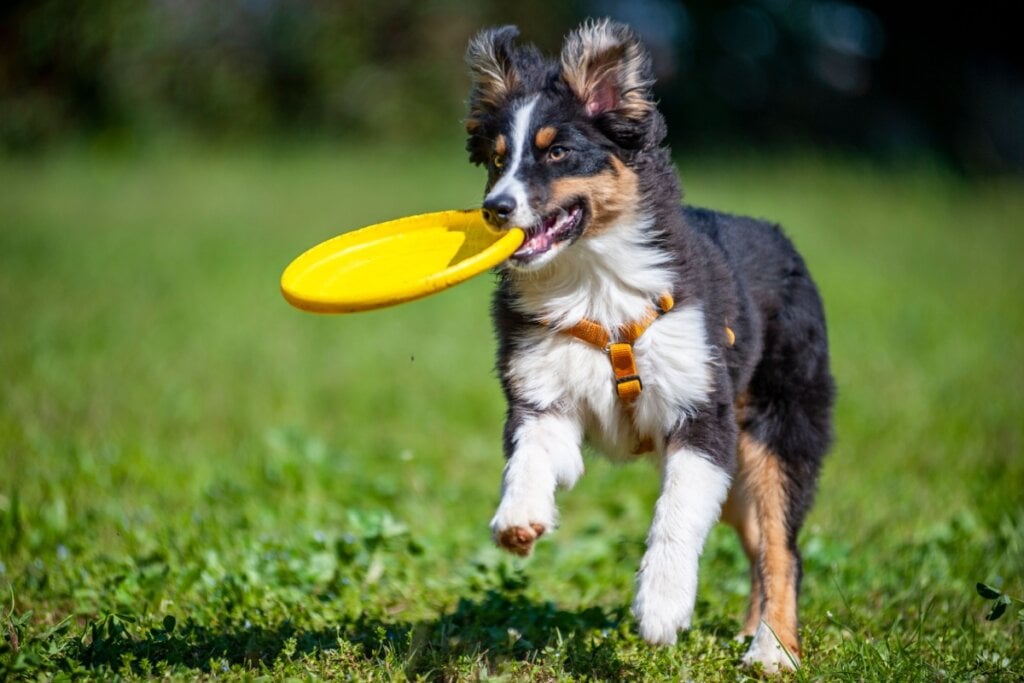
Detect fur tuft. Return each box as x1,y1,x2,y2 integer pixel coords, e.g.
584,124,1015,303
560,19,655,124
466,26,521,116
464,26,547,165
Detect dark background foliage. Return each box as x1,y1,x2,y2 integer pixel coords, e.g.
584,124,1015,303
0,1,1021,168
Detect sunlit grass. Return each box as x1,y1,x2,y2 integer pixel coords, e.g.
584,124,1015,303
1,145,1022,679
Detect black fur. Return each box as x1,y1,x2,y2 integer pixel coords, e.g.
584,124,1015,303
686,206,835,539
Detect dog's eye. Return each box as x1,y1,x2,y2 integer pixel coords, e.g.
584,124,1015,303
492,154,505,169
547,146,569,162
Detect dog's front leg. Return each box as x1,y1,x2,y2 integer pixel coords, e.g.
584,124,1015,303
491,411,583,556
633,443,732,644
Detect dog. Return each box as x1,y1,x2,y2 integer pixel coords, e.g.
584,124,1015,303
463,19,834,672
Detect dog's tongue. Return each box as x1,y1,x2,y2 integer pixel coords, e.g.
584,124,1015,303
513,207,575,260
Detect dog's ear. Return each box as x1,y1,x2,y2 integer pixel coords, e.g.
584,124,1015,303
466,26,521,121
560,19,658,144
465,25,521,165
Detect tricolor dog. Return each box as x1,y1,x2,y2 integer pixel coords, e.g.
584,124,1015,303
464,20,835,672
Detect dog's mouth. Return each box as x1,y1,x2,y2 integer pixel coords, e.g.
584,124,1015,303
510,201,586,263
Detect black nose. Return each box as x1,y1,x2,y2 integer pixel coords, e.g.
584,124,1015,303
482,194,516,227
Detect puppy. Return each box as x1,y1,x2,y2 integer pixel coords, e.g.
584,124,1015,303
464,19,834,672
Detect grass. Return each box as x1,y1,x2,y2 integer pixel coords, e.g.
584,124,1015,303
1,142,1022,680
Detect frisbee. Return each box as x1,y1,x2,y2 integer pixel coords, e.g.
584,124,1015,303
280,209,525,313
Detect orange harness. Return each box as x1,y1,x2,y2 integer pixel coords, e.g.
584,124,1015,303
543,292,735,453
557,292,677,403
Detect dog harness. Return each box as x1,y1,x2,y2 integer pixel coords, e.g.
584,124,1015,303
543,292,735,453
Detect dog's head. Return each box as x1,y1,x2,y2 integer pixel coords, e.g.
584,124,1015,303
465,20,666,271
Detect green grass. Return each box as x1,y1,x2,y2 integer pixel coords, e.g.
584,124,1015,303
1,144,1022,680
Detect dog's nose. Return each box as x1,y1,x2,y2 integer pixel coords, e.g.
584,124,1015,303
482,194,516,227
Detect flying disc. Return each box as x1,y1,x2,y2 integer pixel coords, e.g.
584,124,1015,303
280,209,525,313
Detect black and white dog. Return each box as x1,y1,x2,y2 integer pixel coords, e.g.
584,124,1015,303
464,20,834,672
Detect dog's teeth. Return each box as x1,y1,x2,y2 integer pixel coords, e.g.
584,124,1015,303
512,204,581,261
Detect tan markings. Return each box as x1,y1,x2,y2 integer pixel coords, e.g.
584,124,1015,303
465,118,481,134
559,19,654,120
535,126,557,149
736,432,801,660
494,134,507,156
547,156,639,235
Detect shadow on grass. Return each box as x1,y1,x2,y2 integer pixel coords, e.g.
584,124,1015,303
76,590,636,678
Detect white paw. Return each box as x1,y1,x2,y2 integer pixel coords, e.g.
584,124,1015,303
741,621,799,673
490,496,556,557
632,545,697,645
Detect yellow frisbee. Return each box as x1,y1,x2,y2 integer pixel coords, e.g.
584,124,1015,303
280,209,525,313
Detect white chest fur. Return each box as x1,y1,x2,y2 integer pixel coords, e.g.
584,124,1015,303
505,219,716,458
507,302,714,459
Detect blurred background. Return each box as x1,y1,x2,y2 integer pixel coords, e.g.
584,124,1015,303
2,2,1022,678
2,0,1021,171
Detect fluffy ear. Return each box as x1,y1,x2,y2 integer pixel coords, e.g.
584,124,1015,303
465,25,521,124
560,19,654,121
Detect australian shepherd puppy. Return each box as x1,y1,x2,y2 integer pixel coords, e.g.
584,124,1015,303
463,19,835,672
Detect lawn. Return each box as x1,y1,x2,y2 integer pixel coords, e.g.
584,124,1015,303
1,144,1022,680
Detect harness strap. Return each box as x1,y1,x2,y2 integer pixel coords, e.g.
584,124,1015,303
555,292,674,406
544,292,735,453
609,342,642,402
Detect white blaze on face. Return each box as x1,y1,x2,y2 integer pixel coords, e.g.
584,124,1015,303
486,95,540,229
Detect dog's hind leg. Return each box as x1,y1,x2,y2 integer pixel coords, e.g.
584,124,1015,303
728,259,834,672
721,457,763,639
736,307,834,671
734,432,803,672
491,411,584,556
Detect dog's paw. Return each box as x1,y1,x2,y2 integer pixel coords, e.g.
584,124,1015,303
490,493,556,557
494,522,546,556
632,550,696,645
634,605,684,645
741,621,799,673
632,593,692,645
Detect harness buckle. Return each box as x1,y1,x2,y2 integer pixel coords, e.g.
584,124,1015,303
615,374,643,392
608,342,643,402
